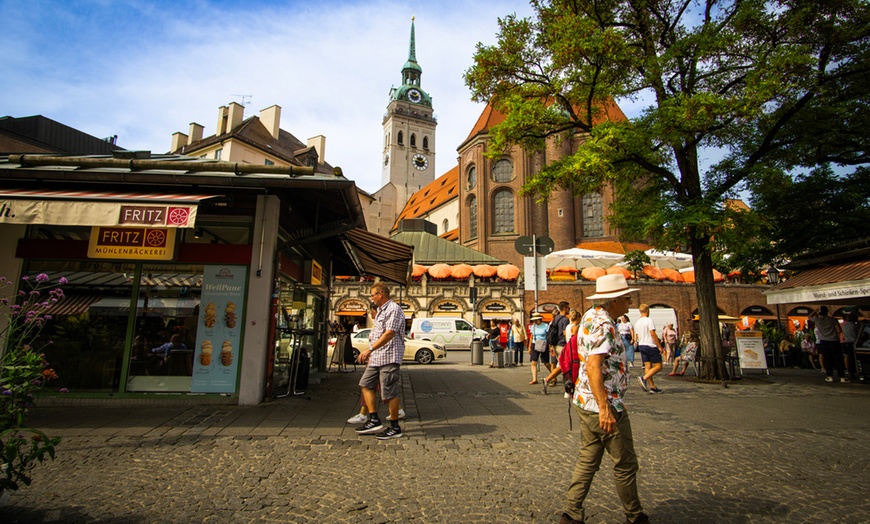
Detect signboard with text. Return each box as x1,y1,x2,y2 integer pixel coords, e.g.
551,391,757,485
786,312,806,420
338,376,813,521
191,265,247,394
87,227,177,260
735,331,769,372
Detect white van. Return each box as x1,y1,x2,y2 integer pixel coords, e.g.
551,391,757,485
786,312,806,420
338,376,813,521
409,317,488,350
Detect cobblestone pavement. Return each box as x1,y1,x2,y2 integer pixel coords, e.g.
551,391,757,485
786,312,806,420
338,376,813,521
2,357,869,523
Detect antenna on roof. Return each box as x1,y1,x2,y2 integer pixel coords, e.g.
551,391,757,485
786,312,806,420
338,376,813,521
231,94,252,106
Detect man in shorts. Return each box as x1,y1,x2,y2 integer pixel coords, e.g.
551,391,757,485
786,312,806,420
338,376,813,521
355,282,405,439
634,304,664,393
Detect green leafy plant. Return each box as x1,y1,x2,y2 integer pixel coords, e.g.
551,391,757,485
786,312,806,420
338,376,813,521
623,250,651,280
0,274,65,492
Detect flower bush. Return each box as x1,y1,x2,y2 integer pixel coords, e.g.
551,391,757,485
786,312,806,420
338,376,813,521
0,274,65,492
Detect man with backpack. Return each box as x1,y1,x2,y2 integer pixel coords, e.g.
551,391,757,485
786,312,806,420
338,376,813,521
559,274,650,524
542,301,571,392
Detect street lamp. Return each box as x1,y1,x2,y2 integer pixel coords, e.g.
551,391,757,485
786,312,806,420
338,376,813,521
767,266,783,366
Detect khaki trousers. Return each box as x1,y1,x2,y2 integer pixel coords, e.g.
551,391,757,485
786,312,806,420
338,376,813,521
564,406,644,522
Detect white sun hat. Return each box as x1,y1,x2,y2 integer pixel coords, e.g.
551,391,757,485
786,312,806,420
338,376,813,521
587,274,638,300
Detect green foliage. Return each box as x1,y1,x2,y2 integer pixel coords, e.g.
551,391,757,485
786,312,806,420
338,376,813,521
622,250,650,280
0,274,64,492
465,0,870,378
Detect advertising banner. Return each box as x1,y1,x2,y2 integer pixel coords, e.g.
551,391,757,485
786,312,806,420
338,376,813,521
191,265,247,393
735,331,769,372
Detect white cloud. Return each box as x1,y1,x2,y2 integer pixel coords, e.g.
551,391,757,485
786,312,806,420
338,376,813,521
2,0,535,193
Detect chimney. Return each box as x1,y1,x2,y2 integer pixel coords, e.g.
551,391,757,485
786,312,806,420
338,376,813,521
171,132,188,153
227,102,244,132
188,122,204,145
307,135,326,164
216,105,228,135
259,105,281,140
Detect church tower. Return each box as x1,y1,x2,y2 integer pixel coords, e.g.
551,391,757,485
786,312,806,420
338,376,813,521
381,17,437,210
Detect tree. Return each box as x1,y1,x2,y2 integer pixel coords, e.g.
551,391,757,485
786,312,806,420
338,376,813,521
623,250,650,280
465,0,870,380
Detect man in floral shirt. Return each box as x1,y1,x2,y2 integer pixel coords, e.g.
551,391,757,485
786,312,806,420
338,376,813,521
560,274,650,524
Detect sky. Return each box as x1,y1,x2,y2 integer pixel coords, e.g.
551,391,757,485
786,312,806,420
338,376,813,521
1,0,548,194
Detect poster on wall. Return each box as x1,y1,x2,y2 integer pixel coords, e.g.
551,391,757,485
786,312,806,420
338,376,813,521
191,265,247,393
735,331,769,372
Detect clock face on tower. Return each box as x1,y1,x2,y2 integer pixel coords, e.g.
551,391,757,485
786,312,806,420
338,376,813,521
407,89,422,104
412,154,429,170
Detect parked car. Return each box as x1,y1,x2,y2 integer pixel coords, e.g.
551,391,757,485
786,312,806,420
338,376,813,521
328,329,447,364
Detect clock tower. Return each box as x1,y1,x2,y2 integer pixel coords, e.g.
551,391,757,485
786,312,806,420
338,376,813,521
382,17,437,209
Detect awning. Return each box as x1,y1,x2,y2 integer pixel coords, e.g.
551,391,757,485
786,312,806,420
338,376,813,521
765,260,870,306
481,312,512,319
338,311,366,316
47,294,101,316
0,188,220,228
341,228,414,286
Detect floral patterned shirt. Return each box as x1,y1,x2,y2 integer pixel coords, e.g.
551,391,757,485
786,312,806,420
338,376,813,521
571,306,630,413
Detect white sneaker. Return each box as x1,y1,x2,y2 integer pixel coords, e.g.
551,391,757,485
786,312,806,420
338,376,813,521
398,408,407,420
346,413,367,424
824,376,833,382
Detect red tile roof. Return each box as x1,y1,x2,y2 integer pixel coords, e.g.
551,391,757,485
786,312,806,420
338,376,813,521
393,166,459,229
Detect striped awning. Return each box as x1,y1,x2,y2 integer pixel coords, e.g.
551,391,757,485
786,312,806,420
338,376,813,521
47,295,101,316
0,189,220,228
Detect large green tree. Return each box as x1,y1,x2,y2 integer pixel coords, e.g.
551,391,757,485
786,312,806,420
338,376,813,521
465,0,870,380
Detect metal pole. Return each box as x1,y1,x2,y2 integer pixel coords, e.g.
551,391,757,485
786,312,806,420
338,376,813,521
532,234,539,309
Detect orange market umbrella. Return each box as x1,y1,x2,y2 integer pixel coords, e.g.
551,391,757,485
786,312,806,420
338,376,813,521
727,269,741,280
412,264,428,278
554,265,580,274
472,264,498,278
661,268,684,282
581,267,606,281
451,263,473,279
712,269,726,283
605,266,631,279
643,265,666,281
681,270,696,283
428,263,452,279
496,264,520,280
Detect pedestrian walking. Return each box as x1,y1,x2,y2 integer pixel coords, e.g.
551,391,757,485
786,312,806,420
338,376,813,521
560,273,650,524
528,314,550,385
617,315,636,368
511,318,526,366
635,304,664,393
355,283,406,439
810,306,848,383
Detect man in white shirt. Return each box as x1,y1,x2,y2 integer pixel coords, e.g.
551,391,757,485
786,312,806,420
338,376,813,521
634,304,664,393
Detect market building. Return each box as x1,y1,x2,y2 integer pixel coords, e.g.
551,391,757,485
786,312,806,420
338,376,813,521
0,123,411,405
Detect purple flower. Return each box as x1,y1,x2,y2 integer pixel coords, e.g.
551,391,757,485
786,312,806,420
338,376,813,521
1,390,11,396
20,275,29,282
58,277,69,285
35,273,49,283
59,388,69,394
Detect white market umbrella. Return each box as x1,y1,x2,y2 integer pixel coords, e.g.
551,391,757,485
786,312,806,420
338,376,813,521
545,248,625,270
645,249,694,270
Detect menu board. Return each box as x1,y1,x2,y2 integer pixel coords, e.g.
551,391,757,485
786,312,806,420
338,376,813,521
735,331,768,371
191,265,246,393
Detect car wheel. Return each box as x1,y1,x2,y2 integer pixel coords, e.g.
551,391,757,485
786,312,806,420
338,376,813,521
415,348,434,364
352,348,361,361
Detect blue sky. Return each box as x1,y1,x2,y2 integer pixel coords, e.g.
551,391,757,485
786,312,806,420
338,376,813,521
2,0,552,193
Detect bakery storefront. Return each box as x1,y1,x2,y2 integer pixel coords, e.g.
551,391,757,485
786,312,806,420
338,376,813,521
0,154,397,404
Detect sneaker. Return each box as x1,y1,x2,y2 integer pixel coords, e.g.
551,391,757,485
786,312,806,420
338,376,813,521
346,413,367,424
355,419,384,435
375,425,403,440
825,376,833,382
841,377,850,383
542,380,549,395
626,513,651,524
637,376,650,392
398,408,407,420
650,387,663,394
559,513,584,524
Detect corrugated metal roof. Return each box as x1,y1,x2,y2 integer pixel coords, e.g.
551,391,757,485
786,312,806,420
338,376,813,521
391,231,501,265
775,260,870,290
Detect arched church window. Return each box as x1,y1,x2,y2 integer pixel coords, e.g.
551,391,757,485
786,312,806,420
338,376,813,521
410,134,417,148
492,159,513,182
423,136,429,150
468,195,478,239
493,189,514,233
582,193,604,237
397,131,403,146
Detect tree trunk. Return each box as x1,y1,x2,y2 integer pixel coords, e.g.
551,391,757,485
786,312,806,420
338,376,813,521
691,235,728,381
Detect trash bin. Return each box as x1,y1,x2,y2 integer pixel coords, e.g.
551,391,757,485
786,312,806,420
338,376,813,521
471,340,484,365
